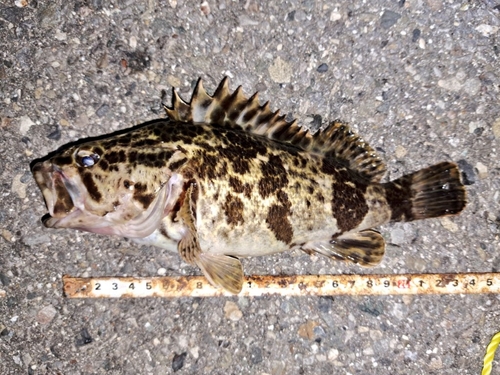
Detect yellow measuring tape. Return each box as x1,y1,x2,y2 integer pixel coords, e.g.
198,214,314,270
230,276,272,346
61,272,500,298
3,272,500,374
482,332,500,375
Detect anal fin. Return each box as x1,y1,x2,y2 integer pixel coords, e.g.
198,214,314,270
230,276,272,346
195,253,244,295
302,229,385,267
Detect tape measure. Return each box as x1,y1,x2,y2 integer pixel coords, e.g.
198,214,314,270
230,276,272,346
8,273,500,374
61,272,500,298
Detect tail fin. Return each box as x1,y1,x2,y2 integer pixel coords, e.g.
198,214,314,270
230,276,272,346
383,162,466,222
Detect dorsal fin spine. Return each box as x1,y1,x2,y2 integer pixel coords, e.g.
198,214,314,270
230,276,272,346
213,77,229,99
164,78,387,181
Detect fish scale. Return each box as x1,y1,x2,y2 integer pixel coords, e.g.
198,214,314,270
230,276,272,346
31,77,467,294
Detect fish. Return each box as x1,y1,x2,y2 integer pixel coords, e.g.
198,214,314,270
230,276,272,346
31,78,467,294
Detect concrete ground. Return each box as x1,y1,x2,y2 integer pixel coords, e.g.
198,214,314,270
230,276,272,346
1,1,499,374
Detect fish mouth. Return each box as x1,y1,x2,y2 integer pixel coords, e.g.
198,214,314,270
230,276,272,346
32,161,79,228
32,160,170,238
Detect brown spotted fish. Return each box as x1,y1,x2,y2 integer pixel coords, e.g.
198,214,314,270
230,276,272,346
31,78,467,294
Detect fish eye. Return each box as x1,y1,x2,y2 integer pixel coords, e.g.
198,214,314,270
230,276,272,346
81,155,97,167
76,149,100,168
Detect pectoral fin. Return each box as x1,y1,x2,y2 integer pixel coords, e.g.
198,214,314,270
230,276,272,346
176,180,244,294
302,229,385,267
176,181,202,263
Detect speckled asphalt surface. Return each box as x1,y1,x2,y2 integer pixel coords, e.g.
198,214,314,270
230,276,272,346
1,1,499,374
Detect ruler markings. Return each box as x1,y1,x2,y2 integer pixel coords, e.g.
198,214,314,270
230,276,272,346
60,273,500,298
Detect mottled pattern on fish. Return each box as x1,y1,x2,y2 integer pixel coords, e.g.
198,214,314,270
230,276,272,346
31,78,467,294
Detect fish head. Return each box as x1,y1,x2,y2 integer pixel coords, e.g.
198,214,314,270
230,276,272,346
31,133,182,238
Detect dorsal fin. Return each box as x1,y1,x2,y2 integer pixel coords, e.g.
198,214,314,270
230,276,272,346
310,121,386,181
164,77,386,182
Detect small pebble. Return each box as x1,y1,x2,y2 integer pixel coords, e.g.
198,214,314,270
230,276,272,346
426,0,442,11
429,356,443,370
468,120,485,134
19,115,35,135
54,30,67,41
280,300,290,313
268,57,292,84
38,2,61,30
157,267,167,276
475,162,488,179
357,326,369,333
440,217,459,233
11,173,27,199
330,11,341,22
22,351,32,366
308,114,322,131
47,125,61,140
36,305,57,325
492,117,500,139
316,63,328,73
250,346,263,364
2,229,15,242
390,227,406,245
313,325,326,338
363,346,374,356
438,77,462,92
96,104,110,117
463,78,481,96
21,234,51,247
200,1,211,16
395,145,407,158
405,255,427,272
129,36,137,49
1,117,12,128
75,327,93,346
370,329,383,340
15,0,28,7
457,159,475,185
224,301,243,321
167,75,181,88
380,10,401,29
294,10,307,22
316,354,326,361
411,28,421,43
0,272,11,286
190,346,199,359
358,300,383,317
328,348,339,361
317,296,333,313
239,15,259,26
172,352,187,372
96,53,109,69
476,24,499,37
297,320,319,340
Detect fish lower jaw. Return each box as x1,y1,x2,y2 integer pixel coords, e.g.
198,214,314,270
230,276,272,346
42,207,82,229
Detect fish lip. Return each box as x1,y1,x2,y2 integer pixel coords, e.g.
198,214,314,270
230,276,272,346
41,207,82,228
